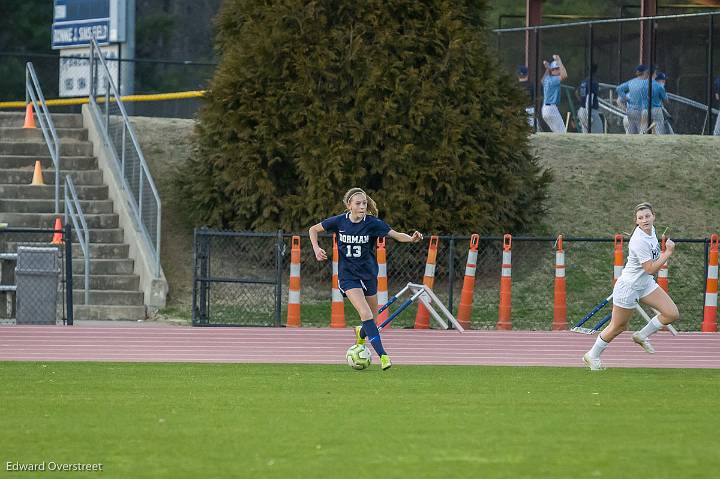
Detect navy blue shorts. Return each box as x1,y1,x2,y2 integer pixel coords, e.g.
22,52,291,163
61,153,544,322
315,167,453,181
339,277,378,297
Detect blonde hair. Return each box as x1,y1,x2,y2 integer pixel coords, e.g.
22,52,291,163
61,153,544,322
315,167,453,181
343,188,378,216
633,202,654,231
634,202,654,216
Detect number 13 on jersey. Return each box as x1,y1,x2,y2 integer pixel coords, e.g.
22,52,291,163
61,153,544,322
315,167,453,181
346,245,361,257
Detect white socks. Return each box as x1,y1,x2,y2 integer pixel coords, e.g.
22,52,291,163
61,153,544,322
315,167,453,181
589,336,609,358
637,315,663,340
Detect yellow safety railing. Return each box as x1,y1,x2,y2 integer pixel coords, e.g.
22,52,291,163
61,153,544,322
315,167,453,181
0,90,206,109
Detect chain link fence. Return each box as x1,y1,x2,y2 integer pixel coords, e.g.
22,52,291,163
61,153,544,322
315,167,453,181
192,229,710,331
494,12,720,135
0,226,74,325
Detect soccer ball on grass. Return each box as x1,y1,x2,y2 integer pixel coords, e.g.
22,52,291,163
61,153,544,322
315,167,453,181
346,344,372,370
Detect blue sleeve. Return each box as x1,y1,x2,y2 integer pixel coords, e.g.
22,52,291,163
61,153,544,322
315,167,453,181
370,217,391,237
321,215,340,233
616,81,629,99
659,85,667,100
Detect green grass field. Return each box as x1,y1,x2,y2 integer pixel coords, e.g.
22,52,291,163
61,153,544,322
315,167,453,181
2,362,718,478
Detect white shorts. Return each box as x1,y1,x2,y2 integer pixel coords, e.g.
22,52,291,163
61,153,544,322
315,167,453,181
542,104,566,133
612,277,659,309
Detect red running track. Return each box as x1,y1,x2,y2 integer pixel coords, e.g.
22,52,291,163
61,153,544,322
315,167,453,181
1,326,719,368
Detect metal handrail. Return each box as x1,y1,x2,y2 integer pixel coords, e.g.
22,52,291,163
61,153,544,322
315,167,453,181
87,38,162,277
63,176,90,305
25,63,60,214
493,10,720,33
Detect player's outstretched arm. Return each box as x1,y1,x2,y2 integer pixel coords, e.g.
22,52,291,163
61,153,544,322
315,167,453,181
388,230,423,243
553,54,568,81
308,223,328,261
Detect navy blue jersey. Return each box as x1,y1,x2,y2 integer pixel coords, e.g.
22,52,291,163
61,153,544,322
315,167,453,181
321,213,391,280
579,78,599,109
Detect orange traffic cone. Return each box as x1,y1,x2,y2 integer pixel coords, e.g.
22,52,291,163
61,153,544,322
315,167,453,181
414,236,439,329
612,234,624,286
286,236,301,327
456,234,480,330
31,160,45,185
658,235,669,292
496,234,513,330
51,218,63,245
376,237,389,326
552,235,567,330
23,103,36,129
701,234,718,333
330,234,345,328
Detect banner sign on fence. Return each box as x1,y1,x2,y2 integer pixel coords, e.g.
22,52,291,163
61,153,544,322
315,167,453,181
59,45,119,97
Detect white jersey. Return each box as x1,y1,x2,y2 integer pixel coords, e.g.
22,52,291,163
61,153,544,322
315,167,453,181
619,226,660,288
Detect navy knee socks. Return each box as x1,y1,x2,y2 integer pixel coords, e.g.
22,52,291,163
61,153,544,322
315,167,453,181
360,319,387,356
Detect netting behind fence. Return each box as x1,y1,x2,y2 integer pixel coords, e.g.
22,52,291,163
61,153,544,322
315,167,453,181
192,229,710,331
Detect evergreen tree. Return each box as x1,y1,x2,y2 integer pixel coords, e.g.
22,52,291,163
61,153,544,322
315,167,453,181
178,0,551,234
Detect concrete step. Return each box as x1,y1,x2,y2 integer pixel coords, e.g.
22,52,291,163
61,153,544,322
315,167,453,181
0,127,88,142
0,155,97,170
0,169,103,185
74,243,129,259
72,274,140,291
8,241,129,259
72,258,134,275
70,228,124,244
73,289,144,306
0,184,108,200
0,212,119,229
0,141,93,156
0,112,83,128
0,198,114,214
73,304,145,321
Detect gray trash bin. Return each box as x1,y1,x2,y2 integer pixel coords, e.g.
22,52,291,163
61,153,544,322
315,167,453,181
15,247,60,325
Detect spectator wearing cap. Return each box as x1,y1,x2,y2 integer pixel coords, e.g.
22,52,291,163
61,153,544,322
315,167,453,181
713,76,720,136
653,72,673,134
616,64,650,134
517,65,536,128
541,54,568,133
576,63,603,134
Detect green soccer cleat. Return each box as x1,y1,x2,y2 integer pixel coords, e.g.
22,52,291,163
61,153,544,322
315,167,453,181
380,354,392,371
354,326,365,345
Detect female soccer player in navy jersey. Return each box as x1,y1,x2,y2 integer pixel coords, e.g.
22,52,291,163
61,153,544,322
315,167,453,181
309,188,423,370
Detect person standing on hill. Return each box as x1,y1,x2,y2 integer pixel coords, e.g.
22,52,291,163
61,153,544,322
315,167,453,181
576,63,603,134
541,54,568,133
517,65,536,128
653,72,672,134
617,65,649,134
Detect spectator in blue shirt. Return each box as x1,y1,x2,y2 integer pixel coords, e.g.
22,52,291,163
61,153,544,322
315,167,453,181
617,64,650,134
576,64,603,134
541,54,568,133
652,72,672,134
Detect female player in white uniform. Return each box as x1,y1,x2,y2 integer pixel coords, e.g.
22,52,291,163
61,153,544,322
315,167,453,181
309,188,423,370
584,203,680,370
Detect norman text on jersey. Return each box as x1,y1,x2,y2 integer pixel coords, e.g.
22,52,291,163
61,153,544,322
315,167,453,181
339,234,370,244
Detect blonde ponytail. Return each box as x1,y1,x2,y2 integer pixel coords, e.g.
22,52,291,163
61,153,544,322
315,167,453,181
343,187,379,216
